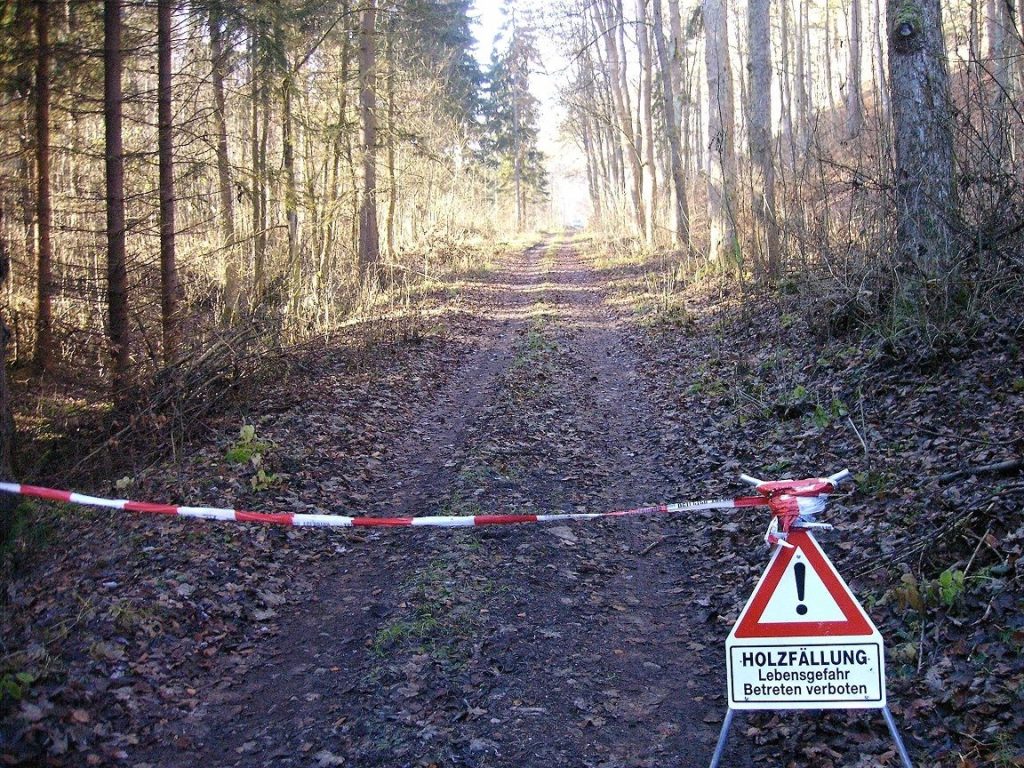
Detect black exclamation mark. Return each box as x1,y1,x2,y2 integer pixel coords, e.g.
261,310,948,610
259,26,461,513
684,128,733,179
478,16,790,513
794,562,808,615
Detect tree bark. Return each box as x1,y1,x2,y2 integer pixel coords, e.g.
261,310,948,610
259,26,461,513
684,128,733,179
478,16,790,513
385,16,397,259
209,4,240,316
986,0,1008,89
512,33,524,231
358,0,380,284
34,0,53,373
986,0,1011,155
250,35,266,297
282,68,301,317
731,0,749,146
104,0,130,394
969,0,981,61
637,0,657,246
872,0,890,118
747,0,781,278
1016,0,1024,101
795,0,810,152
338,0,358,287
0,206,16,545
887,0,957,284
158,0,180,363
703,0,739,271
667,0,684,132
780,0,796,165
580,114,603,221
847,0,865,136
824,1,835,107
652,0,689,248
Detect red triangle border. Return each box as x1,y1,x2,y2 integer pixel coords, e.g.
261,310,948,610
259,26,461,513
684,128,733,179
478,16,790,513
733,530,874,638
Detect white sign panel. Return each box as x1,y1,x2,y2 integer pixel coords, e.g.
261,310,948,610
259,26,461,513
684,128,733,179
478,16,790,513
725,530,886,710
727,640,885,709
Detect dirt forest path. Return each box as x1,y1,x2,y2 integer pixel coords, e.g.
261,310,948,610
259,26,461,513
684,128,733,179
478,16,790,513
134,236,728,767
7,234,1020,768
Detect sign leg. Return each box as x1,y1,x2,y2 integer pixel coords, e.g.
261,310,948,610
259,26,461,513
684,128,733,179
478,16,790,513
881,706,913,768
708,708,735,768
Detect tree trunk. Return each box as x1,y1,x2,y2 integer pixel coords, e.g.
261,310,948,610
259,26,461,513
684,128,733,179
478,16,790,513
104,0,130,394
513,53,524,231
693,36,705,174
598,0,645,234
986,0,1011,155
780,0,796,165
969,0,981,60
681,36,696,191
357,0,380,284
747,0,781,279
731,0,749,146
209,4,240,316
847,0,865,136
986,0,1008,88
580,115,603,222
585,4,625,211
251,36,267,297
887,0,957,285
703,0,739,271
668,0,684,131
795,0,810,152
0,206,16,545
637,0,657,246
34,0,53,373
282,69,301,317
158,0,180,363
824,1,835,108
338,0,357,291
872,0,890,118
652,0,689,248
385,16,397,259
1015,0,1024,102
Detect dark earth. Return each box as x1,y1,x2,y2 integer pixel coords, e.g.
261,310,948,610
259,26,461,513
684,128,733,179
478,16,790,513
2,236,1022,767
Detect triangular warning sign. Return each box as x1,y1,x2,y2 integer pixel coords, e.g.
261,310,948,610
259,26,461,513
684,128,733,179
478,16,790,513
732,530,874,638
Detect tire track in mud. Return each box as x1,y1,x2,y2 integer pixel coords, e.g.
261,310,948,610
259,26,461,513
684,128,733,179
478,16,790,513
137,244,551,766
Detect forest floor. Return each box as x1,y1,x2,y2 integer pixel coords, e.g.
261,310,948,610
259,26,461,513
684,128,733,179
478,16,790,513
1,234,1023,767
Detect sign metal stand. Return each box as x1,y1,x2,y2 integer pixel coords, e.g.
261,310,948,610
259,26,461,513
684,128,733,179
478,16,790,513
709,705,912,768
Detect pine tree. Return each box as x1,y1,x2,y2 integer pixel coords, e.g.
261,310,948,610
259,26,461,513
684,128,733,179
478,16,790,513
158,0,180,362
34,0,53,373
105,0,130,395
479,17,547,231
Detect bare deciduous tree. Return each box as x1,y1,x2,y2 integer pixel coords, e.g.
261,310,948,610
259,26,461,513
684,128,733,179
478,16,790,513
887,0,957,285
747,0,780,278
636,0,658,246
704,0,739,271
848,0,865,137
652,0,689,248
358,0,380,284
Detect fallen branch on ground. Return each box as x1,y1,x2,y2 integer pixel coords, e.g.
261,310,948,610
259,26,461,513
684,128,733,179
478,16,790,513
936,458,1023,483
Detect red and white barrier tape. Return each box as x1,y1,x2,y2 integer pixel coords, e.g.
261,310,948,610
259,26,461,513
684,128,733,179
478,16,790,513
0,481,767,530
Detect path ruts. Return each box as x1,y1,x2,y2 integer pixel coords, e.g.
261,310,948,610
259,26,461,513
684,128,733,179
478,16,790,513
140,237,721,767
